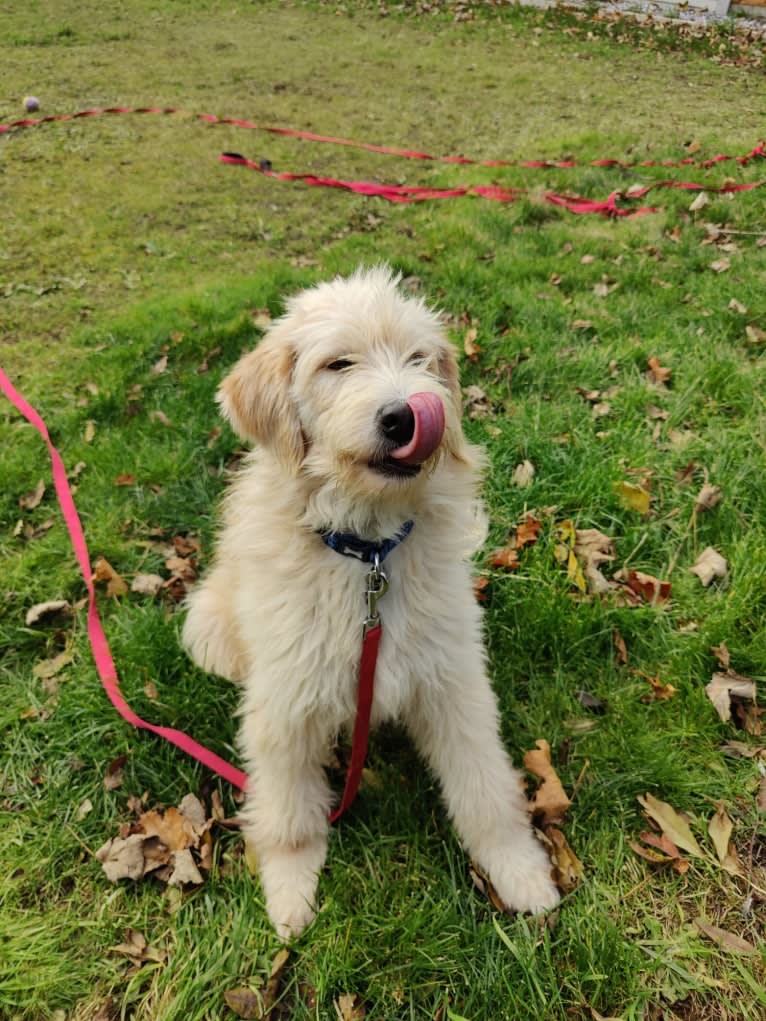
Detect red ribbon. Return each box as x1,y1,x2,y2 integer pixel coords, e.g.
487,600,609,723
0,368,379,820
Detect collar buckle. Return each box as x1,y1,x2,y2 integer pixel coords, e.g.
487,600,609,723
363,552,389,636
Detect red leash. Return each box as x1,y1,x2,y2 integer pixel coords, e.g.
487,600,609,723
0,368,379,820
2,105,764,172
2,106,763,217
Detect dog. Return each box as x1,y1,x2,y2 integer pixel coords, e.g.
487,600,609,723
182,267,559,939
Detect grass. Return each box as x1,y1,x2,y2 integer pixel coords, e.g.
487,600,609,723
2,2,766,1019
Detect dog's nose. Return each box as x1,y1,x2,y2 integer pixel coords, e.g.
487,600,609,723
378,401,415,446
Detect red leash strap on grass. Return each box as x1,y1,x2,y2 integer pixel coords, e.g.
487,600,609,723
1,105,764,173
328,624,381,824
0,366,249,792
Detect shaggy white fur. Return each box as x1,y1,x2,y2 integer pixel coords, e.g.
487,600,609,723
182,267,559,940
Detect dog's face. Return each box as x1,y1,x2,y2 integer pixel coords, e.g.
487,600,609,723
218,269,467,504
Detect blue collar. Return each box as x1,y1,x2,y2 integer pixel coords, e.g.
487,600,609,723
319,520,414,564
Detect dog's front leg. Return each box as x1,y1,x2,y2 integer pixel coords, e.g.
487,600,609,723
404,674,560,915
240,713,333,941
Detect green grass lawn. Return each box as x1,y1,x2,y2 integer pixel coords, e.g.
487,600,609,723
2,2,765,1019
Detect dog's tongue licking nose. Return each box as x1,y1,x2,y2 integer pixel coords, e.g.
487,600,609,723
390,392,445,465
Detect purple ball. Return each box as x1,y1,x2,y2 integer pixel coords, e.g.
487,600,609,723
23,96,40,112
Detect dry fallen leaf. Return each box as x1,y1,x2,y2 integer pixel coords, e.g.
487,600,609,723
745,324,766,346
515,514,543,549
637,672,678,702
472,575,490,602
512,460,535,488
19,479,45,510
84,420,96,443
131,573,164,596
705,670,757,724
335,993,366,1021
689,191,709,213
524,739,571,826
93,556,129,598
646,357,671,385
613,569,671,605
613,630,628,666
694,483,722,513
573,529,615,594
707,801,742,875
151,354,168,375
490,545,520,571
614,481,652,516
637,793,704,858
710,258,731,274
32,649,73,680
463,326,480,362
689,547,728,587
694,919,757,955
251,307,272,330
728,298,747,315
223,987,265,1020
25,600,73,627
104,754,127,791
543,826,583,893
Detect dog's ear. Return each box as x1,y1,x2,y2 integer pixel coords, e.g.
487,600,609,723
438,341,462,410
437,340,471,465
218,330,305,471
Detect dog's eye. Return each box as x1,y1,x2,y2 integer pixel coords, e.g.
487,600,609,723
326,358,353,371
407,351,428,365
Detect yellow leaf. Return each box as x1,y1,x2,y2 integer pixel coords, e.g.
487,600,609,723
637,793,704,858
614,481,651,516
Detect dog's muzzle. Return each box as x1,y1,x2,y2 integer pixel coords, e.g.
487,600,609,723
370,392,445,478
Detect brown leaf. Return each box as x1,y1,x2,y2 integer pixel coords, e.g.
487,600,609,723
646,357,671,385
149,409,172,428
689,547,728,587
711,643,731,670
637,793,704,858
689,191,709,213
757,775,766,814
335,993,366,1021
613,630,628,666
172,534,201,556
224,987,266,1020
707,802,734,864
709,258,731,274
151,355,168,375
614,569,671,605
694,484,722,513
728,298,747,315
84,420,96,443
167,848,203,886
139,806,196,851
490,546,520,571
629,839,672,865
25,600,73,626
114,474,136,486
637,672,678,702
544,826,583,893
93,556,129,598
104,753,127,791
144,679,158,701
165,556,197,581
574,529,615,594
515,514,543,549
463,326,480,362
195,345,222,375
473,575,490,602
694,919,757,955
110,928,166,965
32,649,73,680
745,324,766,346
512,460,535,488
570,319,595,331
638,829,681,859
524,739,571,826
705,670,756,723
96,834,147,881
19,479,45,510
131,573,164,596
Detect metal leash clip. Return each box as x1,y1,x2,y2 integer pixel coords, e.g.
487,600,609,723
363,551,389,636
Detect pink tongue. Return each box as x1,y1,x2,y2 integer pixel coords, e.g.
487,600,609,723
390,392,445,465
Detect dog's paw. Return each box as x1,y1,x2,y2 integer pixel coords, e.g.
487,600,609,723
257,840,325,942
479,834,560,915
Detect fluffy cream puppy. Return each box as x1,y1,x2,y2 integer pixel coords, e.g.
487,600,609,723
182,267,559,939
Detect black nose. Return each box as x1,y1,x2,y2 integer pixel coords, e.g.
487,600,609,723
378,400,415,446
